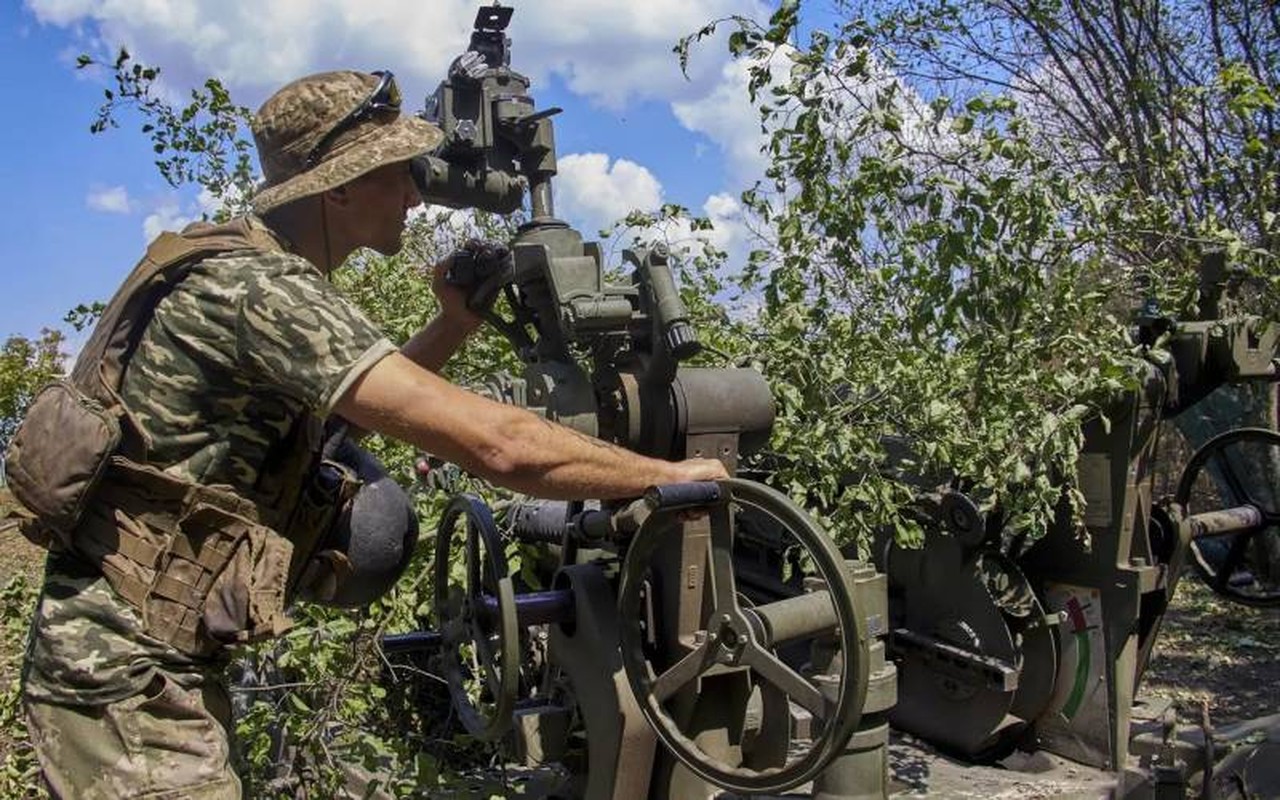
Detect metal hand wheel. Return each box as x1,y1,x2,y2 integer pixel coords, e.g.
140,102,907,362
617,478,868,794
434,494,520,739
1176,427,1280,608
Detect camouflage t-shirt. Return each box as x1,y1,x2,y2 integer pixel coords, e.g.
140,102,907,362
24,221,398,705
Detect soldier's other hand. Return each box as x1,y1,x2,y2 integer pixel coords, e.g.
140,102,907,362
430,259,485,333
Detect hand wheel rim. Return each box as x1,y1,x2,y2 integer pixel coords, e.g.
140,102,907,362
434,493,521,740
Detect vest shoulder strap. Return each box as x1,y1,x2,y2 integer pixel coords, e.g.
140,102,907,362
69,217,285,453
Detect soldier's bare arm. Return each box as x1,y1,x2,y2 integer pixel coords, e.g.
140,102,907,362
333,351,728,499
398,259,484,372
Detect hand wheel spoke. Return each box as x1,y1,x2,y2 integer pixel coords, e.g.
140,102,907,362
652,639,714,704
473,626,499,663
1216,533,1254,591
741,641,828,719
1213,450,1251,507
480,654,504,693
441,617,468,647
707,504,740,612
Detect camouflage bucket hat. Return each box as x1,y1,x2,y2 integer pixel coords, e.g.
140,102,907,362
250,70,443,214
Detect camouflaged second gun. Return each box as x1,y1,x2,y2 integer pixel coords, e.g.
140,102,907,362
875,253,1279,796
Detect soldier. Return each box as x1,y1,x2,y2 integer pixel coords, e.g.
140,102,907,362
16,70,727,798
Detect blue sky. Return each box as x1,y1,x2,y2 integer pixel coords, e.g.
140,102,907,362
1,0,790,346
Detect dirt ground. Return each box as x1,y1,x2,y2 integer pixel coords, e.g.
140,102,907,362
0,493,42,585
1141,576,1280,726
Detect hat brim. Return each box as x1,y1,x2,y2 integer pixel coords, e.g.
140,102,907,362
252,116,443,214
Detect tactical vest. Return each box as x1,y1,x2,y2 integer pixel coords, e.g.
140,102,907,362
4,217,353,656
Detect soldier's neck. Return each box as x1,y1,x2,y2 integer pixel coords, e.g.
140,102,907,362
264,199,355,276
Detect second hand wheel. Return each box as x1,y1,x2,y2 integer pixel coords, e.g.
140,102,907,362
1177,427,1280,608
434,493,520,740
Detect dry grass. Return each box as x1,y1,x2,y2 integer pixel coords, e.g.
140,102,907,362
0,488,44,791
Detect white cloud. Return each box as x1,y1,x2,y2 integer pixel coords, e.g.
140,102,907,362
142,200,192,241
86,184,132,213
555,152,664,235
140,188,223,241
518,0,772,110
672,54,774,187
26,0,770,112
701,191,748,253
668,192,752,265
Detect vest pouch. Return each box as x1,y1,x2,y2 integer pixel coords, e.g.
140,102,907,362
5,381,121,546
184,503,295,648
287,457,362,603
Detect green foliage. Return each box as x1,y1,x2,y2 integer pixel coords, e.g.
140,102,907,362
0,331,66,452
77,49,257,214
63,303,105,333
676,5,1187,551
822,0,1280,317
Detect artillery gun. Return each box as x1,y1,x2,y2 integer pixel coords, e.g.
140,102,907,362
383,6,897,798
375,6,1278,797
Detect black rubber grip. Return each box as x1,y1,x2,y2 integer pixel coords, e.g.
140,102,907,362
509,500,571,544
644,482,722,510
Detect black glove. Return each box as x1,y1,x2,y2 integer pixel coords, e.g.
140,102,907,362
446,239,512,312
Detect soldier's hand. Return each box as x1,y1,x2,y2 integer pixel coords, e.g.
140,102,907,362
672,457,730,483
441,239,511,314
661,459,730,521
430,259,485,333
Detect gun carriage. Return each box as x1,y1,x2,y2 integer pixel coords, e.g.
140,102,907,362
379,6,1279,798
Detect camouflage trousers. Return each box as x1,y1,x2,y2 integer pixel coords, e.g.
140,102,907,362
25,670,241,799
